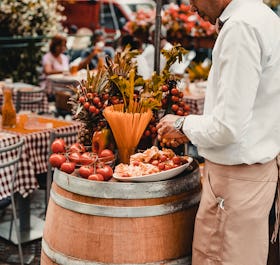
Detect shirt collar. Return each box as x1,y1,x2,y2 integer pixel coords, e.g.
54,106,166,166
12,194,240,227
219,0,263,23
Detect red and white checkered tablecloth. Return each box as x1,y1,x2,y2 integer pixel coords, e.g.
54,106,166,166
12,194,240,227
184,94,205,115
0,121,80,200
183,82,206,115
0,82,49,113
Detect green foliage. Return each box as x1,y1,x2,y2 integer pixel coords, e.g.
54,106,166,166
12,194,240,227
0,37,46,84
0,0,65,84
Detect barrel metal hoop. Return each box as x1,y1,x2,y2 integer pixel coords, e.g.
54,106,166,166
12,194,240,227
50,189,201,218
42,239,192,265
53,167,200,199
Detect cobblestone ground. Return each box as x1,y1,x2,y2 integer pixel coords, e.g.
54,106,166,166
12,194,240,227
0,189,45,265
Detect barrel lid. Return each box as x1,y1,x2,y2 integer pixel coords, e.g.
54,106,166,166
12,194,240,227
53,162,200,199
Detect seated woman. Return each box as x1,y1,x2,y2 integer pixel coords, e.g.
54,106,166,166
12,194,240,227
42,35,69,75
41,35,70,101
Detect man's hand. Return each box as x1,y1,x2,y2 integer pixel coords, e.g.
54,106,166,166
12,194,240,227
156,114,189,147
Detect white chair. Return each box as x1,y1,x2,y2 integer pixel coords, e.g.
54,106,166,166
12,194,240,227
50,79,79,118
0,139,24,265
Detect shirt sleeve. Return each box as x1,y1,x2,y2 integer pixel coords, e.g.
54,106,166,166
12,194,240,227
183,21,262,148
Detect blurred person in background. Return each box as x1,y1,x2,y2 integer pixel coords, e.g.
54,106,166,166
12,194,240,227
138,25,187,79
78,29,115,70
42,35,69,76
41,34,70,101
116,34,151,79
117,34,143,52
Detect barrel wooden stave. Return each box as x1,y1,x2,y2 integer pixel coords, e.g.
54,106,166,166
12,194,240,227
41,166,201,265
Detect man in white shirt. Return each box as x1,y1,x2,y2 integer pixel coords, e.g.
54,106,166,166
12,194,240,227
157,0,280,264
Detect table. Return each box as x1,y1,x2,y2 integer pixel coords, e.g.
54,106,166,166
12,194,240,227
47,71,87,84
0,114,81,244
46,70,88,91
184,82,206,115
0,82,49,113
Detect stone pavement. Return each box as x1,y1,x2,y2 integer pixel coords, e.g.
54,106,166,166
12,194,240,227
0,189,45,265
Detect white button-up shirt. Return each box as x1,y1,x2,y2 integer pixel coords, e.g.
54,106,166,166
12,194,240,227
184,0,280,165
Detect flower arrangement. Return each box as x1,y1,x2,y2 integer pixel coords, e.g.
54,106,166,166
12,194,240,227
0,0,65,37
162,3,216,39
123,9,155,44
0,0,65,83
123,3,216,50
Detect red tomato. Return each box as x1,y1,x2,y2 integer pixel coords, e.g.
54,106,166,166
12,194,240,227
158,163,165,171
79,96,86,104
184,104,191,111
99,149,114,158
171,104,179,112
176,109,184,116
88,174,104,181
96,165,113,181
171,88,179,95
49,153,66,168
51,139,66,153
159,155,167,162
60,162,76,174
78,166,94,178
89,105,96,113
132,161,140,166
172,156,181,165
80,152,96,165
102,93,109,100
93,96,100,105
83,102,90,109
171,95,179,102
68,152,81,163
69,143,86,153
162,85,168,92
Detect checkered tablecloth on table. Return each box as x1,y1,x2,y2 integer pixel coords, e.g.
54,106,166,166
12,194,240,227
0,122,80,200
182,82,206,115
0,82,49,113
184,94,205,115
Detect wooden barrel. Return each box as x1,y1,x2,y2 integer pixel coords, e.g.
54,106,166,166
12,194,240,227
41,162,201,265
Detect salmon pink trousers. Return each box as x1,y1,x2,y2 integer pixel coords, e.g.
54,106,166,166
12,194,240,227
192,155,280,265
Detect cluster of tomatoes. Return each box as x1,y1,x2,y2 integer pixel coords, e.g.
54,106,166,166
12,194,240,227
141,115,158,141
140,81,191,147
161,81,191,116
49,139,115,181
79,92,107,116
